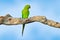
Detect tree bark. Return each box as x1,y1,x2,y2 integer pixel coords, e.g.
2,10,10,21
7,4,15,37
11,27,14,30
0,14,60,28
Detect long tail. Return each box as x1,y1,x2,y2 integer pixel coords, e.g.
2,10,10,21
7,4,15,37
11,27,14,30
22,24,25,36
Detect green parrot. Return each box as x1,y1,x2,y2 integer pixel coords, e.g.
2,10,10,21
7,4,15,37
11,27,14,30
22,4,31,36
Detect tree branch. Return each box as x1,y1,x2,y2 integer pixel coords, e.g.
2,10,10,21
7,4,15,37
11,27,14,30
0,14,60,28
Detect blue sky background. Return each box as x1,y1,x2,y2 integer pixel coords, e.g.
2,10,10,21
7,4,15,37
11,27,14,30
0,0,60,40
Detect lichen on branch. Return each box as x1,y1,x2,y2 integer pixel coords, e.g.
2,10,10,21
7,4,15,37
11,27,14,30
0,14,60,28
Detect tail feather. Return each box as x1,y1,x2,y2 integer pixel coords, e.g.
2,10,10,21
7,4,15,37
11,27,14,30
22,24,25,36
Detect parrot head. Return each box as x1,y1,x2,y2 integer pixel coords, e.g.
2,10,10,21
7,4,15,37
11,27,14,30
24,4,31,9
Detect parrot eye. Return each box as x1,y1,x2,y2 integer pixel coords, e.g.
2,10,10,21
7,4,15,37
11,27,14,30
28,5,30,9
24,4,30,9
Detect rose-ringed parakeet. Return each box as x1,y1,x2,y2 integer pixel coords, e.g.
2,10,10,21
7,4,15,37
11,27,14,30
22,4,30,36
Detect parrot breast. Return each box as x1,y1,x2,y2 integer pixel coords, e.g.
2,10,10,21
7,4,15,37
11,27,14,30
22,9,29,19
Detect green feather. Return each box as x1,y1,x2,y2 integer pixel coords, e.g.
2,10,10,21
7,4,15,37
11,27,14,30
22,24,25,36
22,4,30,36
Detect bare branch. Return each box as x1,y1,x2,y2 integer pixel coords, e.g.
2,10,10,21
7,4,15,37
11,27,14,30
0,14,60,28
